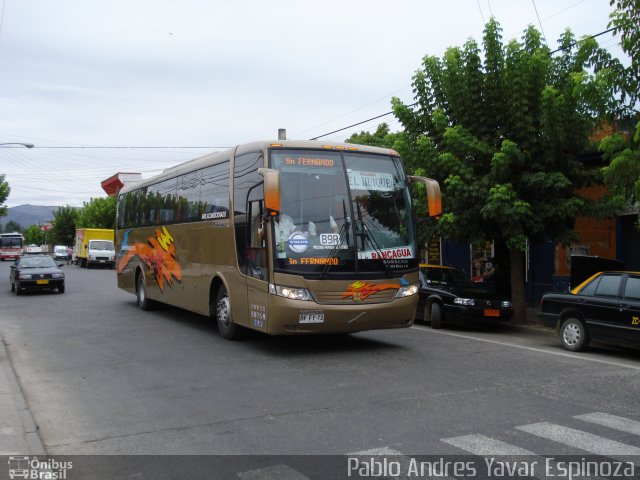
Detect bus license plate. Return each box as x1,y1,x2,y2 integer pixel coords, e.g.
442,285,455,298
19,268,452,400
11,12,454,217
299,311,325,324
36,279,49,285
484,309,500,317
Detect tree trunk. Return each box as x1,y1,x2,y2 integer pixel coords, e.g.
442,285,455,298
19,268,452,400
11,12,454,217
509,247,527,323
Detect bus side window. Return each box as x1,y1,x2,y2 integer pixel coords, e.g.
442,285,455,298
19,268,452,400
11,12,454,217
247,199,267,280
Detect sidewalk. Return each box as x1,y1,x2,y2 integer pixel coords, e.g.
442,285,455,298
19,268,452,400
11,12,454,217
0,334,45,455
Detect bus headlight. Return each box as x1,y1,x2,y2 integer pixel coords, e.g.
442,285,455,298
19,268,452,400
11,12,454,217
269,284,312,301
395,283,419,298
454,297,475,306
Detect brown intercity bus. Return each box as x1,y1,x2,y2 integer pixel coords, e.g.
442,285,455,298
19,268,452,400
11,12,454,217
116,140,441,339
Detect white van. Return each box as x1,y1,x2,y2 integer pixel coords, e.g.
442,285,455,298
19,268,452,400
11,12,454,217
53,245,70,262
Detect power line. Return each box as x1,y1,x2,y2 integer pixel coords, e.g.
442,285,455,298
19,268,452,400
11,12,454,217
549,26,615,54
309,108,414,140
531,0,548,45
476,0,485,26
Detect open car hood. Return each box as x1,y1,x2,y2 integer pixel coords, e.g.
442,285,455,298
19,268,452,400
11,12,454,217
570,255,625,289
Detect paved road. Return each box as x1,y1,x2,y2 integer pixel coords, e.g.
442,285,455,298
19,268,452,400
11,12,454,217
1,260,639,474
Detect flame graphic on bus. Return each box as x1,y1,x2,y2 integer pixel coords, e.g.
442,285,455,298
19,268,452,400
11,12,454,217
117,227,183,292
341,279,406,302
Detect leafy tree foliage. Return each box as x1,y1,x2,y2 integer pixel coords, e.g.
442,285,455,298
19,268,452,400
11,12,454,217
51,206,80,246
600,0,640,226
0,174,10,219
4,220,22,233
76,196,117,229
346,123,398,148
608,0,640,107
23,225,44,245
391,19,623,321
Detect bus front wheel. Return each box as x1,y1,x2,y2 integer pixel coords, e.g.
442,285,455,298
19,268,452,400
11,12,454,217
215,288,241,340
136,273,154,311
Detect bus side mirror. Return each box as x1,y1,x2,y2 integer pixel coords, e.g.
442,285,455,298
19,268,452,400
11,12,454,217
258,168,280,217
408,175,442,218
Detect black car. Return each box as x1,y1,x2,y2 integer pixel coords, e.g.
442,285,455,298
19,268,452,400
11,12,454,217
416,264,513,329
10,254,65,295
539,269,640,351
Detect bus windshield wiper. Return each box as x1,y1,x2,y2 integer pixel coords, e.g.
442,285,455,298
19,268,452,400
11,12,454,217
320,216,351,280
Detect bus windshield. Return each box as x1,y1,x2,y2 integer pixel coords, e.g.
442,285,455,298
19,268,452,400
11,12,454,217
1,235,23,248
269,149,416,275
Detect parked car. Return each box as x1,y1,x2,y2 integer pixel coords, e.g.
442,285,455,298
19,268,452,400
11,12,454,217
416,264,513,329
9,254,65,295
539,266,640,352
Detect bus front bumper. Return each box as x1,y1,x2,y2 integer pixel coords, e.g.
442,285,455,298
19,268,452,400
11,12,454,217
265,295,417,335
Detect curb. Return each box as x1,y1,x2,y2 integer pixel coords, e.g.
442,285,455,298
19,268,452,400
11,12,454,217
0,334,46,455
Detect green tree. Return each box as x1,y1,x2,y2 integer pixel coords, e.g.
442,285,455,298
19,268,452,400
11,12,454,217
346,123,399,148
608,0,640,106
4,220,22,233
23,225,44,245
0,174,10,219
599,0,640,226
391,19,623,322
77,196,117,229
51,206,80,246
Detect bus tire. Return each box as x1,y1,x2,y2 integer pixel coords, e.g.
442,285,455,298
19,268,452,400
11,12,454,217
136,272,154,311
215,287,241,340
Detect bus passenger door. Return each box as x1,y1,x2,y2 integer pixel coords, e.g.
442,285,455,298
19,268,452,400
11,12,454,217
245,199,270,332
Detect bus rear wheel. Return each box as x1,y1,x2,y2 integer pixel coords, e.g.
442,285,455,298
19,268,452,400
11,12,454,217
215,287,241,340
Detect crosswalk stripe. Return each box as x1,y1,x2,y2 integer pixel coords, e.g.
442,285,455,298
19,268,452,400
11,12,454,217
575,412,640,436
350,447,405,456
442,434,536,456
516,422,640,456
237,464,309,480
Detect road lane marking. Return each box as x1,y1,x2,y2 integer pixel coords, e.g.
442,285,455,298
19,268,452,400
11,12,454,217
442,434,536,455
515,422,640,456
575,412,640,436
412,325,640,371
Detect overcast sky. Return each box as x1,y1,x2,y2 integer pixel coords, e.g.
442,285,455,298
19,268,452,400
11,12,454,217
0,0,625,208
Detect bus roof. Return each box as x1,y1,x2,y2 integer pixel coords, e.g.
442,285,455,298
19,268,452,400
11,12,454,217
118,140,401,195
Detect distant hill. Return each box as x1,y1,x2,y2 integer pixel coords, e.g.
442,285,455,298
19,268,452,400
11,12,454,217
1,204,61,230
